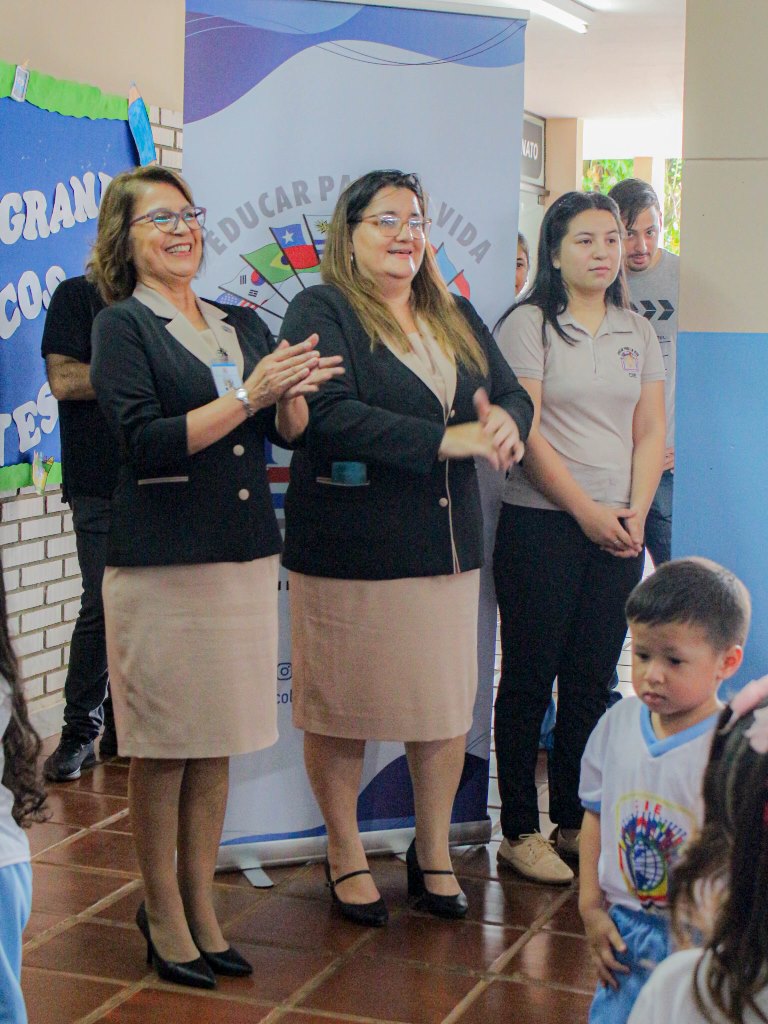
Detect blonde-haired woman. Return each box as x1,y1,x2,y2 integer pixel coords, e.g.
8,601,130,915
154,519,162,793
280,169,534,923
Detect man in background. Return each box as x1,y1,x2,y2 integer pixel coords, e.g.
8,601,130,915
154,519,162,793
40,275,118,781
609,178,679,566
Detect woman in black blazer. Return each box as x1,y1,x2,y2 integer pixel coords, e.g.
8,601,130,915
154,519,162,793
88,166,340,988
281,170,534,924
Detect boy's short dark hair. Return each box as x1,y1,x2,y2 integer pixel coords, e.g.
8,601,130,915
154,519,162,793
625,557,751,650
607,177,661,230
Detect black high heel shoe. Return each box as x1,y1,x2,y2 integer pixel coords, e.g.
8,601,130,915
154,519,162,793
135,902,216,989
324,859,389,927
406,839,468,919
196,943,253,977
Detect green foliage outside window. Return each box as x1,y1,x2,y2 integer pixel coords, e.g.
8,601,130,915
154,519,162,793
582,158,682,256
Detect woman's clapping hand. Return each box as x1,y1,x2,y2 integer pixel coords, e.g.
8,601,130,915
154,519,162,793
244,335,343,411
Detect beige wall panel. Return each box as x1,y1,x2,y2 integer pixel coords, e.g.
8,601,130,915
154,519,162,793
0,0,184,110
545,118,583,207
679,159,768,334
684,0,768,160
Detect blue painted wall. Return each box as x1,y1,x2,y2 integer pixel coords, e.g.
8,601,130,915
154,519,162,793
674,330,768,696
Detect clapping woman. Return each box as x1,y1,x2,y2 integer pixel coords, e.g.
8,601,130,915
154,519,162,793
89,166,342,987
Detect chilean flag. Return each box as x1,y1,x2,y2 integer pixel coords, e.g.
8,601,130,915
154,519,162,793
271,224,320,270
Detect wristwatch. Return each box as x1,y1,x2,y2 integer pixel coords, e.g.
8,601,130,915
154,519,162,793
235,387,256,417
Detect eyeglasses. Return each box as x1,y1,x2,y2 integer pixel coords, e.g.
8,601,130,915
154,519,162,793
130,206,207,233
353,214,432,239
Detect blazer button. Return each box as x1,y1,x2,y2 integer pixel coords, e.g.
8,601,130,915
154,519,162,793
449,409,456,419
439,497,448,507
233,444,245,456
238,488,250,501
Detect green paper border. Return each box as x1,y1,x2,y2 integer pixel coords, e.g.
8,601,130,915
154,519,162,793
0,462,63,493
0,60,128,120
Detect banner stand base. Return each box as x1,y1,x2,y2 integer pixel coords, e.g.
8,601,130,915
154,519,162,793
217,818,492,877
242,867,275,889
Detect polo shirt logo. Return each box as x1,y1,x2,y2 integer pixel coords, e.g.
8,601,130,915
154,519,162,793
618,346,640,378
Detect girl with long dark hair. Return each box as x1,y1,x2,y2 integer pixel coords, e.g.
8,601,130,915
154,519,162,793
492,191,666,884
629,678,768,1023
0,552,47,1023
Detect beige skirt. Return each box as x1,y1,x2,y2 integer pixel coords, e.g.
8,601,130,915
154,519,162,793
289,569,480,742
103,557,279,758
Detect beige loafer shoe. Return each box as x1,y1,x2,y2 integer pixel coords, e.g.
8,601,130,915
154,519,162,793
497,833,574,884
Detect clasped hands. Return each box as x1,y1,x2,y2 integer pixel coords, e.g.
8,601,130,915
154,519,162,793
576,501,645,559
438,388,524,471
243,334,344,410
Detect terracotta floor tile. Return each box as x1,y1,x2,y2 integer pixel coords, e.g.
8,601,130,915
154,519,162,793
542,892,586,935
43,788,128,828
23,910,70,941
26,820,83,856
31,862,132,915
94,881,265,926
66,763,130,798
97,988,274,1023
502,929,598,992
460,875,563,929
365,914,523,971
24,920,149,982
300,957,478,1023
226,893,372,953
22,967,122,1024
192,940,335,1003
455,978,594,1023
35,828,140,874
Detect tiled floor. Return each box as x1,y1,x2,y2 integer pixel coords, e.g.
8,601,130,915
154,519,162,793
23,735,599,1024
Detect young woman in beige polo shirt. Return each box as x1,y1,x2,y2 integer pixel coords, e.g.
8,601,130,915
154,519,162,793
492,191,666,884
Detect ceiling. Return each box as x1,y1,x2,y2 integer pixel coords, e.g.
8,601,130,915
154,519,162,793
457,0,686,152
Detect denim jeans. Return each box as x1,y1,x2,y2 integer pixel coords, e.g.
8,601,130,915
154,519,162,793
645,470,673,567
62,496,111,741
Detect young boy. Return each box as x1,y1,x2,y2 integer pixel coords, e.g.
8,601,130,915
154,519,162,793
608,178,679,566
578,558,751,1024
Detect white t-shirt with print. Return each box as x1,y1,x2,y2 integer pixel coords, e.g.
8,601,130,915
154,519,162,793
580,696,717,914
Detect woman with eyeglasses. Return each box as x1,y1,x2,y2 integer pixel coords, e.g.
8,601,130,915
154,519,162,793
88,166,342,988
280,169,534,924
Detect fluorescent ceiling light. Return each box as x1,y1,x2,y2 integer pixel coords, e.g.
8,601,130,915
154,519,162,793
525,0,589,33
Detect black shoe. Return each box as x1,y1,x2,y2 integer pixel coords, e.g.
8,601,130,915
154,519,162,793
406,839,468,919
197,944,253,977
324,860,389,927
43,736,97,782
99,724,119,759
135,903,216,990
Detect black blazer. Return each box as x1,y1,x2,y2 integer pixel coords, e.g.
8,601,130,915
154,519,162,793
91,295,284,567
280,285,534,580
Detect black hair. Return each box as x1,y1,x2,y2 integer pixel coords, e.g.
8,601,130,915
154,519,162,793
625,557,751,651
494,191,628,341
670,696,768,1022
342,169,425,226
517,231,530,263
607,177,661,231
0,552,47,827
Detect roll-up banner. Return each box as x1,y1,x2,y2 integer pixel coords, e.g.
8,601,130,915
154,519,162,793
183,0,526,869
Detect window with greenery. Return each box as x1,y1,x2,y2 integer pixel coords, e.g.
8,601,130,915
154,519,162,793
582,158,681,255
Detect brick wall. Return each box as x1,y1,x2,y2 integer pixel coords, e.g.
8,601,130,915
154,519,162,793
0,107,183,738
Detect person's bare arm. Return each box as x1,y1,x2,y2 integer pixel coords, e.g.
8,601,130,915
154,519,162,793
45,354,96,400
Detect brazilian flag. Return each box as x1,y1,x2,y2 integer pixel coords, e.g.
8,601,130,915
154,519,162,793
241,243,295,284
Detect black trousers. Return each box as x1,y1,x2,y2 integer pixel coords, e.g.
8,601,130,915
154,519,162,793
493,504,644,838
62,496,112,741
